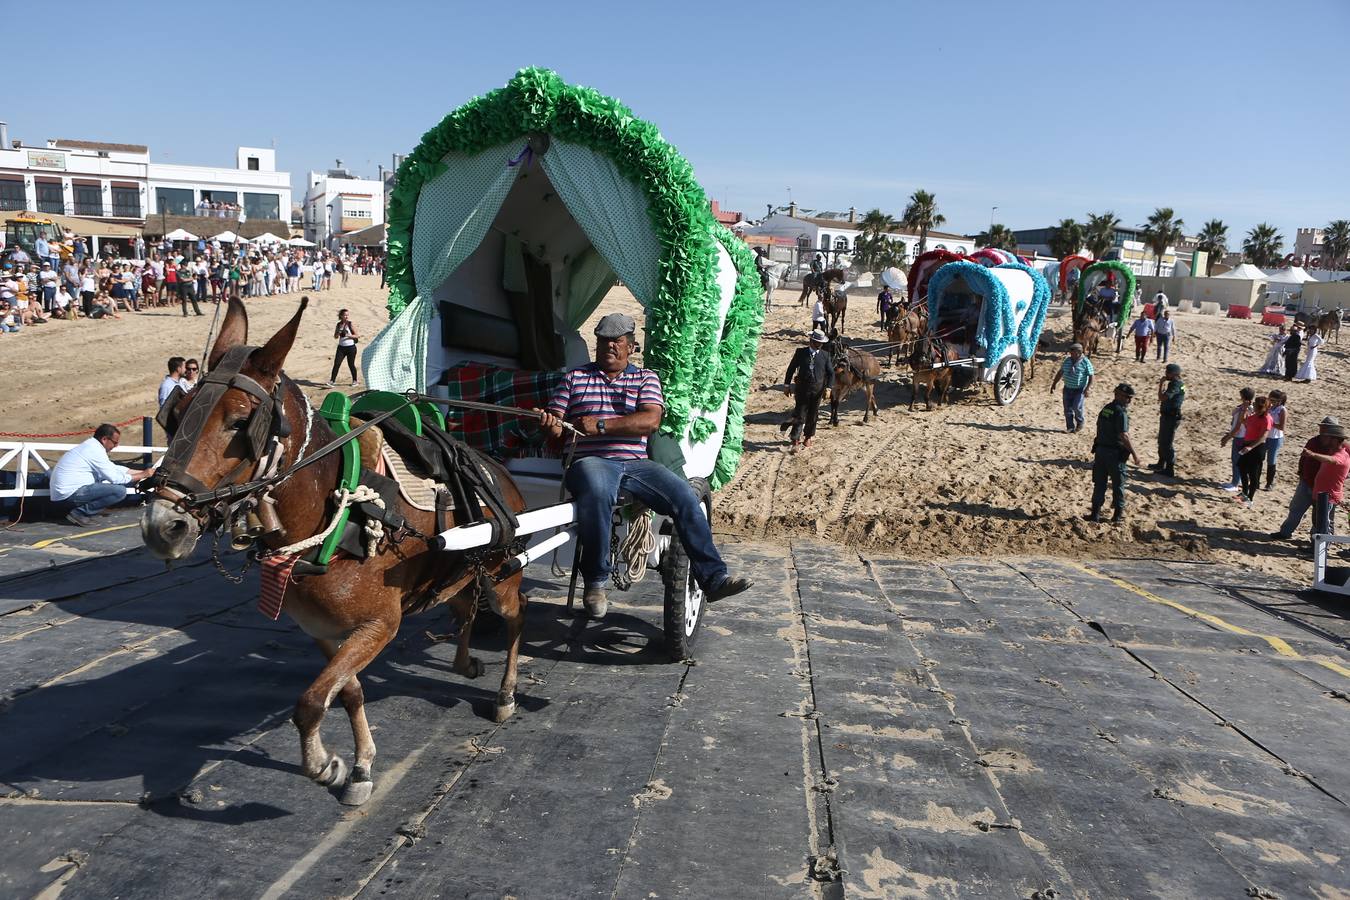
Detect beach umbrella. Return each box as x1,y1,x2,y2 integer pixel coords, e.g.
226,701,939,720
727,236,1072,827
164,228,198,242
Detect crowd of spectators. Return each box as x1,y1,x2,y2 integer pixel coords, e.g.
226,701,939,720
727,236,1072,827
0,230,383,334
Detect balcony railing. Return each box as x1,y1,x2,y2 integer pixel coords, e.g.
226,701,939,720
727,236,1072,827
111,203,142,218
73,201,105,217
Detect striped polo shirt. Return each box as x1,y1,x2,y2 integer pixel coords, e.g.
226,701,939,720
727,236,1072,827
1059,356,1094,389
546,362,665,460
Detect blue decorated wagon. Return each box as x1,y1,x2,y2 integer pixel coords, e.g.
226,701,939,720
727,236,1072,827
923,260,1052,405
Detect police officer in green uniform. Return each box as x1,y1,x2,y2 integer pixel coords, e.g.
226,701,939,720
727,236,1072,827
1150,363,1184,478
1087,383,1141,523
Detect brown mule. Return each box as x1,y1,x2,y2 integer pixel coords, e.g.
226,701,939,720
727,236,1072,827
829,343,881,425
140,297,530,806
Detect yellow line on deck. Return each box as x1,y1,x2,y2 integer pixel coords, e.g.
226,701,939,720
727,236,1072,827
1064,560,1350,681
28,523,137,550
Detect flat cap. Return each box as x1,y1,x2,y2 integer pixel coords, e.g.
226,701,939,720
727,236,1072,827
594,313,636,338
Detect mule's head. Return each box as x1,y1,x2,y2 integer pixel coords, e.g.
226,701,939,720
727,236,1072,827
141,296,308,560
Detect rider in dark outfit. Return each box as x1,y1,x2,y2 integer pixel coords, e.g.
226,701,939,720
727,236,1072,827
1087,383,1140,523
783,329,832,451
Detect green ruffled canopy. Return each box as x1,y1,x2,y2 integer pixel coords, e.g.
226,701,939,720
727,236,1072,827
380,67,763,489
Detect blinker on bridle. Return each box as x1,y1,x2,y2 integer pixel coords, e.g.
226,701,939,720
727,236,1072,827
146,344,291,514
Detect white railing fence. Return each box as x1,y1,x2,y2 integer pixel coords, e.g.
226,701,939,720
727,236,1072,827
0,441,166,500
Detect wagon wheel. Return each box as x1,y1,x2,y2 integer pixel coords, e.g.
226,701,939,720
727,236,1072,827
993,357,1023,406
661,477,710,661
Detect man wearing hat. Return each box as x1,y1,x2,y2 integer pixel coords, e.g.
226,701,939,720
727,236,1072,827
1087,383,1141,523
1049,342,1094,433
1151,363,1185,478
1272,416,1346,541
537,313,753,619
782,329,832,450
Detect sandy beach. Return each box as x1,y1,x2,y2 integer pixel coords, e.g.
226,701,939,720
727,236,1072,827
3,275,1344,583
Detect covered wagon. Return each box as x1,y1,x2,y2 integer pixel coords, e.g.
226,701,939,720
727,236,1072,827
922,260,1052,405
359,68,764,656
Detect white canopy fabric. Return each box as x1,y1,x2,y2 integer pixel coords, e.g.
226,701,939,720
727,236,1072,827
286,237,316,247
252,232,285,244
212,231,240,243
1264,266,1315,284
164,228,198,241
1214,263,1267,280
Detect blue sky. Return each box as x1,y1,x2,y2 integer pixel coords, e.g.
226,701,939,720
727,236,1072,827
12,0,1350,246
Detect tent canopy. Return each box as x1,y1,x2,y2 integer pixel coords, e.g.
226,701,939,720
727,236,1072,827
362,67,763,488
212,230,240,243
1264,266,1315,284
251,232,285,244
163,228,198,241
287,236,316,247
339,224,383,247
1214,263,1268,280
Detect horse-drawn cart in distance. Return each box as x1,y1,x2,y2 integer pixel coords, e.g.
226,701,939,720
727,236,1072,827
919,260,1052,405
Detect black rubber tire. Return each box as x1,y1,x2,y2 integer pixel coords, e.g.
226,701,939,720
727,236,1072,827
661,477,711,662
994,356,1023,406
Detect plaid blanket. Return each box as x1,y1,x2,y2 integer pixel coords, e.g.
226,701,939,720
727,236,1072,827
439,363,564,460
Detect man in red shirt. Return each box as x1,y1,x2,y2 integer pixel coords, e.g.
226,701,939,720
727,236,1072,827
1306,424,1349,539
1273,416,1344,540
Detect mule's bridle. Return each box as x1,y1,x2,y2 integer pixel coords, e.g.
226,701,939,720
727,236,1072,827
143,344,295,522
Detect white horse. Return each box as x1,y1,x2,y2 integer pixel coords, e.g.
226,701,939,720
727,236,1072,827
759,260,790,309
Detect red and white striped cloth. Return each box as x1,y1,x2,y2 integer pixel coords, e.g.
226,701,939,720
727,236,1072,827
258,553,301,620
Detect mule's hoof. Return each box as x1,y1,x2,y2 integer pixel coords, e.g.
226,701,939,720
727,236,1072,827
494,698,516,723
315,754,347,787
340,778,374,806
458,657,484,679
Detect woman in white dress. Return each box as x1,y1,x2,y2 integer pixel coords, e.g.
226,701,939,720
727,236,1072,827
1259,325,1288,375
1295,330,1324,382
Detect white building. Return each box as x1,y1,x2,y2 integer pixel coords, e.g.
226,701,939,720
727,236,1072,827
148,146,290,225
743,204,974,262
302,164,385,248
0,123,291,236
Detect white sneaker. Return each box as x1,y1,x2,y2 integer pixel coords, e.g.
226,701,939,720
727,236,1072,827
1220,483,1240,492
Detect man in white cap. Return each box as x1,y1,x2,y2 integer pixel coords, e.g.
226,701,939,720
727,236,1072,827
537,313,752,618
782,329,832,450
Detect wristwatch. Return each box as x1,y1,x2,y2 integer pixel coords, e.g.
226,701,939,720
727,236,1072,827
596,419,606,435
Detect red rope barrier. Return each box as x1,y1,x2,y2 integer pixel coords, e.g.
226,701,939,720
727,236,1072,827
0,416,147,439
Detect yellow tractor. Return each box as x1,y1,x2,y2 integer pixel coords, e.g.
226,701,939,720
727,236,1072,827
4,212,71,261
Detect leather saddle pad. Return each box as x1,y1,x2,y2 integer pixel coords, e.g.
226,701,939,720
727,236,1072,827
379,444,442,512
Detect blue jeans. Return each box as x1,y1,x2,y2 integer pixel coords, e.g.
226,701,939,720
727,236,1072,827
1229,441,1242,486
1156,334,1170,360
1062,387,1086,431
1265,435,1283,467
565,456,727,593
61,482,127,517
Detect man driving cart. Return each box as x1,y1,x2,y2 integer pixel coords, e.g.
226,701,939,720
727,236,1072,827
536,313,753,619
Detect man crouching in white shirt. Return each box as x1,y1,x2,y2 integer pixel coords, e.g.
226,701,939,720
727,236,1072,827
50,424,156,526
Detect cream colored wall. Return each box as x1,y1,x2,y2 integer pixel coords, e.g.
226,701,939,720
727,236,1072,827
1138,275,1265,310
1300,281,1350,311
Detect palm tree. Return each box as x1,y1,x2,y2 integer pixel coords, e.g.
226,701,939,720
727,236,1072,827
1084,211,1121,260
1047,218,1084,259
1140,207,1185,276
1322,219,1350,271
1195,219,1228,275
901,190,945,255
1243,223,1284,267
975,223,1018,251
854,208,906,270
